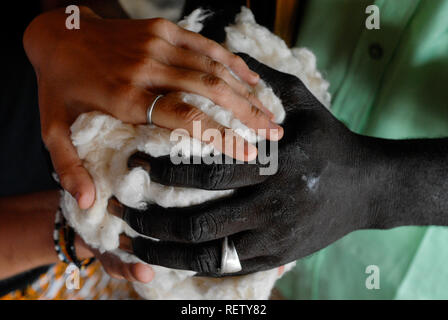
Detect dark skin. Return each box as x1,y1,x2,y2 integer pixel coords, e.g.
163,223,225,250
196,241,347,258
108,53,448,276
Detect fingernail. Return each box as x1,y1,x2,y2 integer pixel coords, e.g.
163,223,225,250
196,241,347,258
268,122,284,140
245,144,257,161
250,71,260,82
119,234,133,253
259,106,275,120
137,265,154,283
128,156,151,172
107,197,124,219
141,267,154,283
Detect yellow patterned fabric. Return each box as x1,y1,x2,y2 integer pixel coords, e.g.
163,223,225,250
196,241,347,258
0,261,140,300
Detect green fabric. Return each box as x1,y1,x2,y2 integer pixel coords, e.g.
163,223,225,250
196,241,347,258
276,0,448,299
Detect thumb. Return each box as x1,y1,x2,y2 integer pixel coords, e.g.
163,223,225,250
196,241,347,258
236,52,289,96
237,52,321,114
42,123,95,209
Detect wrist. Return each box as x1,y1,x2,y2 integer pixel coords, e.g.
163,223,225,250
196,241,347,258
357,136,448,229
0,191,61,279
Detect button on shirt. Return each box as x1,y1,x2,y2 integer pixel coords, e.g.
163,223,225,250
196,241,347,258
295,0,448,139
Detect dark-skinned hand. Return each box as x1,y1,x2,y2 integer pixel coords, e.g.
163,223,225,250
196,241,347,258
108,53,448,277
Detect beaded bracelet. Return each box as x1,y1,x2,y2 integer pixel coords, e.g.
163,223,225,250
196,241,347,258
54,208,95,269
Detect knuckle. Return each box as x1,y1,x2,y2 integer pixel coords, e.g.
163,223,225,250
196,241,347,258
147,18,171,34
40,126,54,147
56,169,71,186
112,85,143,111
122,59,151,84
230,54,245,68
215,124,227,142
114,84,139,101
120,264,130,277
208,164,226,189
206,58,226,76
250,105,265,119
144,35,165,52
201,74,227,93
41,123,66,147
244,90,256,102
172,103,205,123
193,246,220,273
204,40,221,56
187,215,205,243
188,214,218,243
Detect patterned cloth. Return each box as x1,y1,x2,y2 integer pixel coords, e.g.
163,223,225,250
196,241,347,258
0,261,139,300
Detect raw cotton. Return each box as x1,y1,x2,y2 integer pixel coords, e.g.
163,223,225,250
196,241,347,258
61,7,331,300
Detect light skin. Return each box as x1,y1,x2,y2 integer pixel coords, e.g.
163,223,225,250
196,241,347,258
16,4,284,282
0,190,153,283
23,6,283,212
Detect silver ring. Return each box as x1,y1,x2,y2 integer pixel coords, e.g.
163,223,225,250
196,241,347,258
219,237,242,274
147,94,164,125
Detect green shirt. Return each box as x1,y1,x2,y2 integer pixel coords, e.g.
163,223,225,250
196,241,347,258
276,0,448,299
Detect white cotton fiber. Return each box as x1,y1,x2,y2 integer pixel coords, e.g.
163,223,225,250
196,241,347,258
61,7,330,300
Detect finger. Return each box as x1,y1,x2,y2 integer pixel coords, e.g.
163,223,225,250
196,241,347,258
107,188,263,243
236,52,286,95
204,256,275,277
148,39,273,119
107,236,152,283
95,245,153,283
150,93,257,161
130,263,154,283
128,152,269,189
147,18,260,85
120,263,139,282
42,122,95,209
175,30,260,85
150,68,283,141
130,236,224,274
195,255,284,277
106,86,156,125
129,235,268,275
118,262,154,283
95,251,126,280
109,90,258,161
118,234,154,283
236,52,317,110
